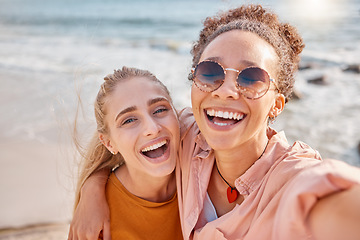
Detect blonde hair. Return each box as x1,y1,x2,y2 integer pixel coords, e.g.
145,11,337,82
191,4,305,102
73,66,171,211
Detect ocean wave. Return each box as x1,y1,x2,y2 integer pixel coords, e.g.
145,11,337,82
0,15,198,30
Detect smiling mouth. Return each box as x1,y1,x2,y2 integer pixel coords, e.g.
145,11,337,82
141,140,168,159
206,109,245,126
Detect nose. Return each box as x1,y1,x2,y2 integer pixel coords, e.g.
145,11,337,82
143,115,161,137
211,70,240,100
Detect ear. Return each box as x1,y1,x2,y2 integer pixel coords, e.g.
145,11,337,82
269,93,285,118
99,133,117,155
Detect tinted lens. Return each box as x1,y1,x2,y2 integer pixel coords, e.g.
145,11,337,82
194,61,224,92
237,67,270,99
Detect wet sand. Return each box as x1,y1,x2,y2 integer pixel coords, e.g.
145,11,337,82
0,137,76,232
0,223,69,240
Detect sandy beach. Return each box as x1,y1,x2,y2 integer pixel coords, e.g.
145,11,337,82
0,136,75,238
0,68,76,236
0,140,75,223
0,223,69,240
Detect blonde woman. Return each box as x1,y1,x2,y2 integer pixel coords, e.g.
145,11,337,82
70,67,182,240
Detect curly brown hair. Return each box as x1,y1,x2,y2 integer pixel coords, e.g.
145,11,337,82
190,4,305,101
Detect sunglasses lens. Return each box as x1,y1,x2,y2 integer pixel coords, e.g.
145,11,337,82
193,62,272,99
237,67,270,99
194,61,224,92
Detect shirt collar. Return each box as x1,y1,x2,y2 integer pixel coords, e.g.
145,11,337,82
187,113,294,191
193,127,291,196
234,128,290,196
193,132,213,160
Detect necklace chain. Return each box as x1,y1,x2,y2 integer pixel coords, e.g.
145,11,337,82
215,140,269,190
215,163,236,190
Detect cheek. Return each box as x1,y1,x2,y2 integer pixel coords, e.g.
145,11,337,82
113,130,136,150
169,117,180,138
248,98,273,120
160,115,180,136
191,85,203,111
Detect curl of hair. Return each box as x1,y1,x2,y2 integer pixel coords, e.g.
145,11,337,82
73,66,171,211
190,4,305,102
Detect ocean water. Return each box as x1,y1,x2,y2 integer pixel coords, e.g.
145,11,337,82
0,0,360,162
0,0,359,228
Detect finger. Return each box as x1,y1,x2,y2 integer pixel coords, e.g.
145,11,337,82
102,219,111,240
84,228,102,240
67,226,73,240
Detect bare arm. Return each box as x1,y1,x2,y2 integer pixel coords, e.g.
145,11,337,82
68,169,111,240
308,185,360,240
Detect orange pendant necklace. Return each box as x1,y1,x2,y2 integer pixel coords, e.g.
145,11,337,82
215,163,238,203
215,141,269,203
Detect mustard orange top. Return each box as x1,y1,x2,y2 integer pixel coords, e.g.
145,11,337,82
104,173,183,240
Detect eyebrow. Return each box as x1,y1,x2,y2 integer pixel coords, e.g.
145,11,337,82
114,97,169,122
115,106,137,122
205,57,257,68
148,97,169,106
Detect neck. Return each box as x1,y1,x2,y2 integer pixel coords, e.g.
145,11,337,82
208,134,269,216
115,165,176,203
214,134,269,185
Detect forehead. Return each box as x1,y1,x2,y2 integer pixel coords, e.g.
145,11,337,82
106,77,170,112
201,30,278,70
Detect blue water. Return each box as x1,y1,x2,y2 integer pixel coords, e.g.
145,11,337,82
0,0,359,165
0,0,219,42
1,0,359,47
1,0,359,72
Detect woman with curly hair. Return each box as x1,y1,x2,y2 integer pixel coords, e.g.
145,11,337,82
69,4,360,240
179,4,360,239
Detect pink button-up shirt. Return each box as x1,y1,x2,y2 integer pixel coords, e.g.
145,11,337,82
176,108,360,240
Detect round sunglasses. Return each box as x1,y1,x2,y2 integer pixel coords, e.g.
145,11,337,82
190,60,279,99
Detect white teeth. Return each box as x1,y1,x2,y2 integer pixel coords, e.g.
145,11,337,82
206,109,244,121
142,140,166,152
214,122,230,126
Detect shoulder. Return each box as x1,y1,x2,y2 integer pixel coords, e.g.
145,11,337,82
282,139,322,163
178,107,196,131
266,128,322,165
264,132,323,182
105,172,123,196
178,107,199,141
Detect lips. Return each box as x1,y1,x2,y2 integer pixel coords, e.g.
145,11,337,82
206,109,245,127
141,139,168,159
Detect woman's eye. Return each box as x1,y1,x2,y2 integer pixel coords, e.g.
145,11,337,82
122,118,136,126
154,107,169,115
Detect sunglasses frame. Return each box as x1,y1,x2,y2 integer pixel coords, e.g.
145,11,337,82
191,60,279,100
